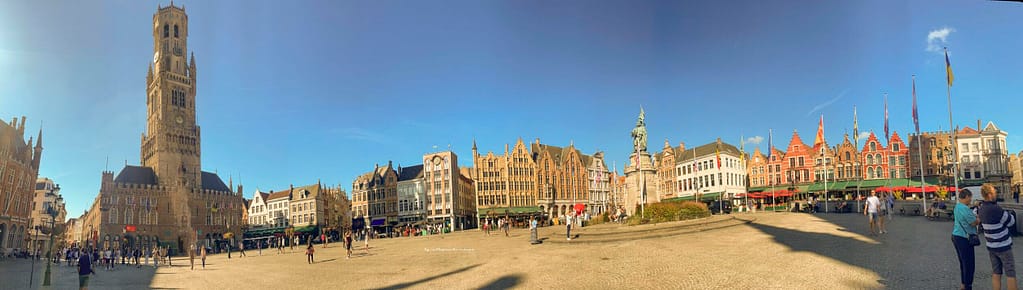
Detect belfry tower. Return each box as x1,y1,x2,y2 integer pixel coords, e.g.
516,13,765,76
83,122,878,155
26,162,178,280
142,3,201,241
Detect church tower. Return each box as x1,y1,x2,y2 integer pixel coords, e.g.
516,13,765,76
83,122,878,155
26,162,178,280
142,3,201,190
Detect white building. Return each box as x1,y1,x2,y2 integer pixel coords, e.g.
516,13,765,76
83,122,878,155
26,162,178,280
957,121,1011,198
585,152,612,214
30,178,65,253
423,151,476,230
247,190,271,228
266,190,291,228
396,165,425,224
675,140,748,200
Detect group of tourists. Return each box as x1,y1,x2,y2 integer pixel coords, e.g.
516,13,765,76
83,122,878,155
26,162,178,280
951,184,1017,290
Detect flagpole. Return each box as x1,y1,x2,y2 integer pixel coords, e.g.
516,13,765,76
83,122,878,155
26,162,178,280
913,75,928,213
823,113,829,214
771,129,776,212
854,106,861,212
945,47,959,200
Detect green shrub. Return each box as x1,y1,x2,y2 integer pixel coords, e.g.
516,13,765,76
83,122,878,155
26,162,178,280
629,201,710,225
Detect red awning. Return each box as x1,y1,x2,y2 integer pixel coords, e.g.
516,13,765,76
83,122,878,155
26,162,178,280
875,186,892,192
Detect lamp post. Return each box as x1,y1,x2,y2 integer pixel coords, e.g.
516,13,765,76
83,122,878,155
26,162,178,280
42,196,63,286
29,225,39,287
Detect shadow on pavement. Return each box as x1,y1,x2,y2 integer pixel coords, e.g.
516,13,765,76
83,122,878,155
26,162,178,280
478,274,523,290
371,264,481,290
748,213,972,289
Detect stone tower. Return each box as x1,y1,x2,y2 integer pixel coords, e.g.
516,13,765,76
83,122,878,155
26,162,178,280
142,3,201,240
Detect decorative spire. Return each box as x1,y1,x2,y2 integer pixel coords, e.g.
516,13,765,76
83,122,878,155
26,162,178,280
35,126,43,150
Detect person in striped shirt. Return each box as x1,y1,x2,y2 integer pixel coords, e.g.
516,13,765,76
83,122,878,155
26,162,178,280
977,184,1017,290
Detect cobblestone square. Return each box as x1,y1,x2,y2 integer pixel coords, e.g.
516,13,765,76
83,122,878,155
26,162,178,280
2,212,1016,289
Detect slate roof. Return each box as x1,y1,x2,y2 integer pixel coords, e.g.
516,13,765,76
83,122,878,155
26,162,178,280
674,142,742,164
201,171,231,192
267,189,292,201
397,165,424,181
114,165,157,185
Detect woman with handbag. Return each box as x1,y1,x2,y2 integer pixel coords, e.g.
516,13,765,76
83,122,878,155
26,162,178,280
952,189,980,290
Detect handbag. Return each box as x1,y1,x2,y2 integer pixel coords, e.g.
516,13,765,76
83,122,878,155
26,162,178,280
955,213,981,247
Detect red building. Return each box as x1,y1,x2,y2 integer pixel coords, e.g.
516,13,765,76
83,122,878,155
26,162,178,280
781,130,815,186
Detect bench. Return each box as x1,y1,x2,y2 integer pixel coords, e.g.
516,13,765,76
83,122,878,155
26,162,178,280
899,204,922,216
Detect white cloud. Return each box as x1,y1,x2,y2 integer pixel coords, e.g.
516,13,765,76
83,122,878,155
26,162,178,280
856,132,871,142
746,136,764,145
926,27,955,52
806,89,848,117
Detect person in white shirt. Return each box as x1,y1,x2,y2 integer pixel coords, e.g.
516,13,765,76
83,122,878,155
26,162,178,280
864,190,881,236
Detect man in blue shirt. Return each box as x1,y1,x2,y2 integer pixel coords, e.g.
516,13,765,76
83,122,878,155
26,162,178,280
78,249,95,290
977,184,1017,290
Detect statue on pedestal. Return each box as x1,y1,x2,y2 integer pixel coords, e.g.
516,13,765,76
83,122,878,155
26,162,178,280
631,108,647,153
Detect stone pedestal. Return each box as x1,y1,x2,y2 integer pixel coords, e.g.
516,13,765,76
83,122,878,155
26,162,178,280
625,152,659,215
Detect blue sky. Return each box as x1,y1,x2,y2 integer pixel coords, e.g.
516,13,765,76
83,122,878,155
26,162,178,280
2,0,1021,217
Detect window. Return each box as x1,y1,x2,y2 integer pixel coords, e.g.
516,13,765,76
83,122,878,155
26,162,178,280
867,167,875,179
892,144,900,151
163,24,169,38
867,155,874,165
174,25,179,38
845,152,851,161
870,142,877,151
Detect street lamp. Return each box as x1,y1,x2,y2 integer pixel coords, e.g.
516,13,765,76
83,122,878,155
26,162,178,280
42,195,63,286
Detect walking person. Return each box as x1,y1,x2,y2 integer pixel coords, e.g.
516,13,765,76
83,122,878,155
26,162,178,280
566,214,574,241
864,190,881,236
306,243,315,264
237,241,247,257
364,230,370,252
886,192,895,221
504,217,510,237
878,193,888,234
345,231,353,259
188,244,196,270
78,247,95,290
952,189,979,290
484,219,491,236
200,246,207,269
976,184,1018,290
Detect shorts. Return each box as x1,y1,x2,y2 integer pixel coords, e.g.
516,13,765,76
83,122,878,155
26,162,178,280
868,212,879,222
79,275,90,287
989,249,1017,277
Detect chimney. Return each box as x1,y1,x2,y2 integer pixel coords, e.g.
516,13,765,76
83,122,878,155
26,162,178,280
978,119,982,131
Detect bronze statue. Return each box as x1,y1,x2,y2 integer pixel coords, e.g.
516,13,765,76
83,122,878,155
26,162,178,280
631,107,647,152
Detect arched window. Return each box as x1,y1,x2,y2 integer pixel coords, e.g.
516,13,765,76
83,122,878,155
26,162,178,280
867,155,874,165
875,154,883,164
870,142,876,152
867,167,875,179
893,144,900,151
845,152,851,161
174,25,179,38
163,24,169,38
109,208,118,224
125,210,132,225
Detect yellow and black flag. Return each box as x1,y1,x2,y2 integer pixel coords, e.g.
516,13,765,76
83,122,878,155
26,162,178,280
945,48,954,87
